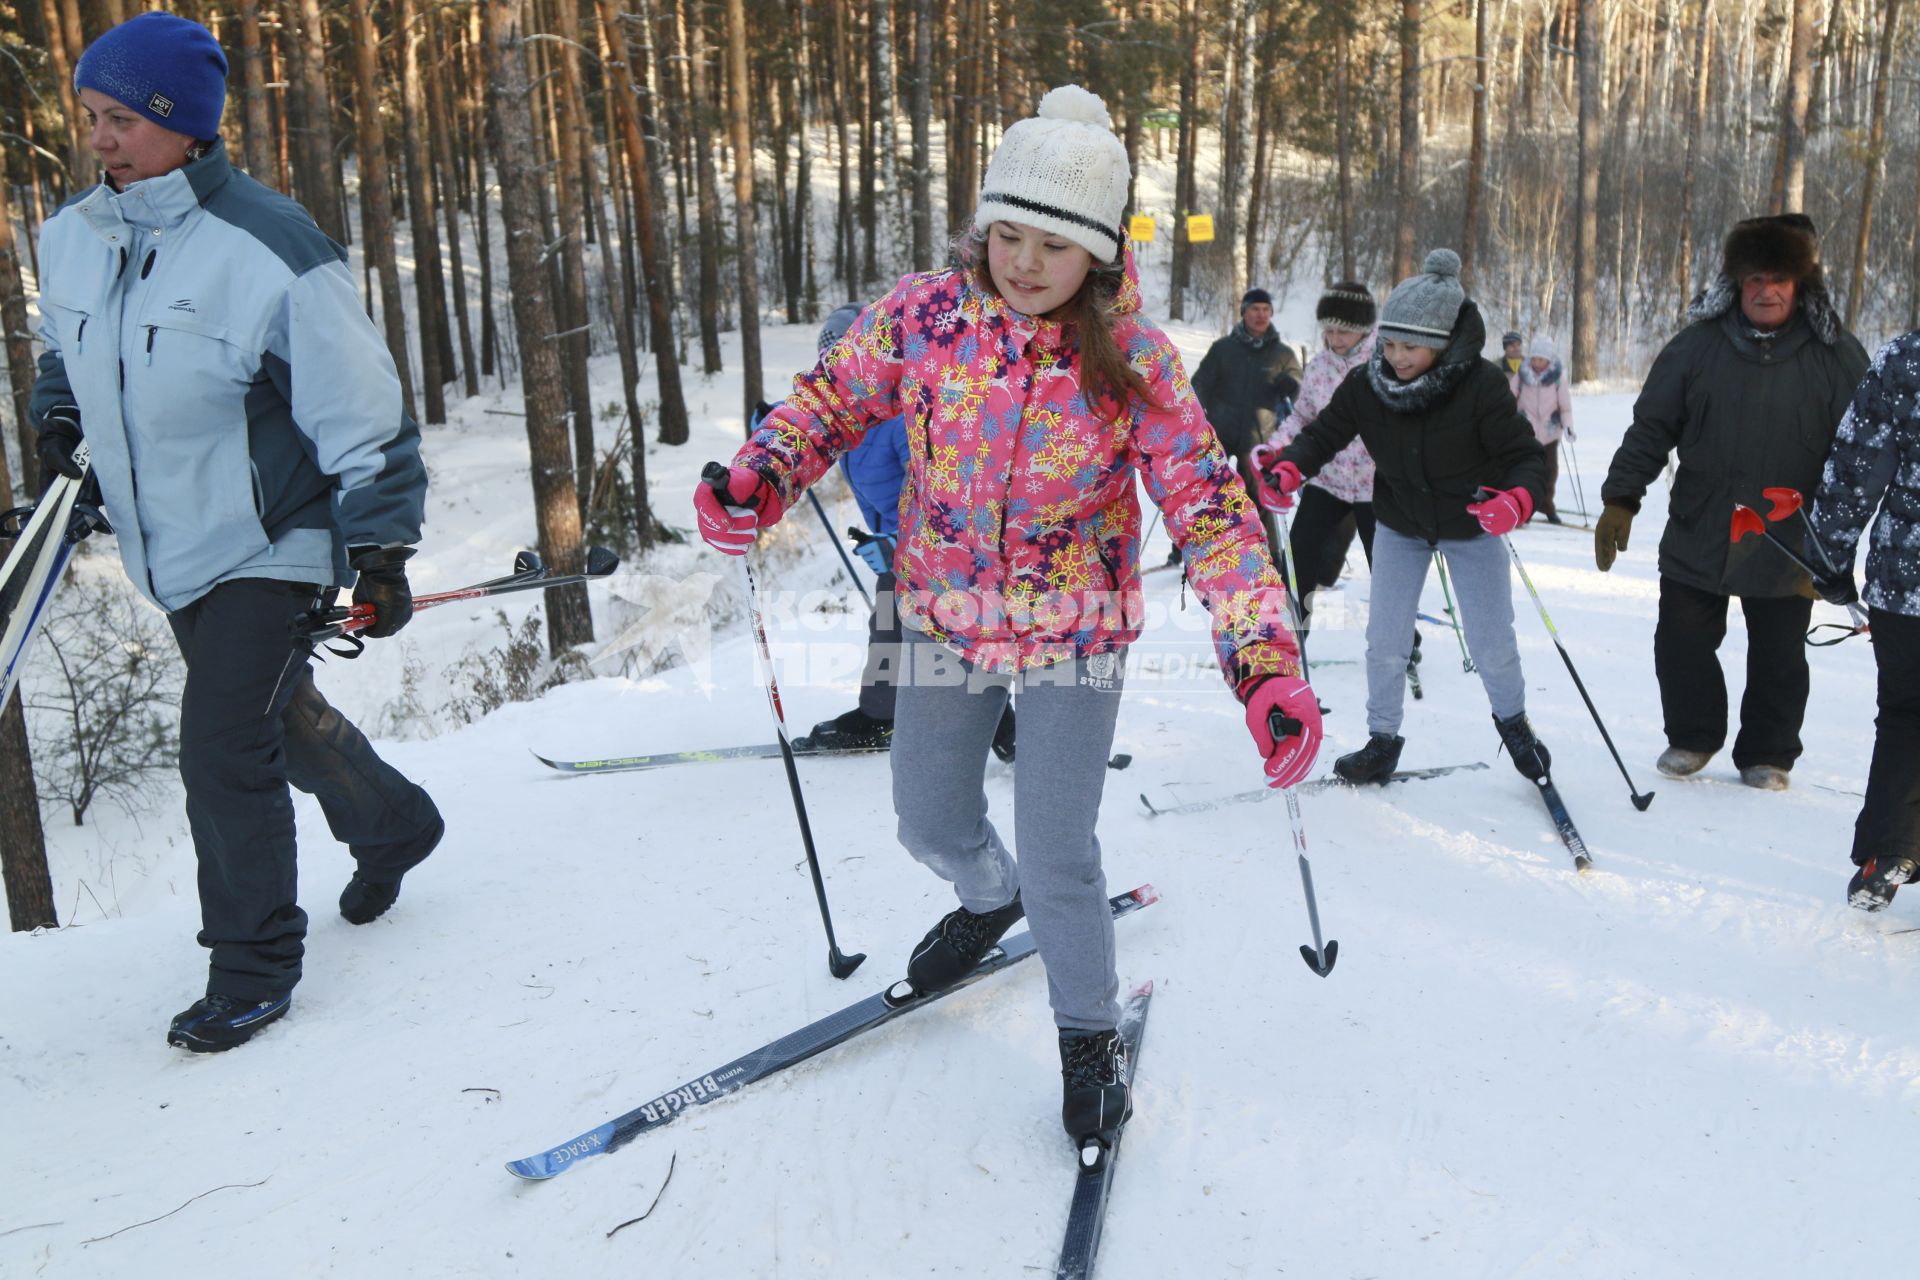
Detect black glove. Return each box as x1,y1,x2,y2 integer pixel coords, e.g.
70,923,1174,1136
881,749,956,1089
37,408,86,482
349,545,416,638
1809,567,1859,608
1273,374,1301,407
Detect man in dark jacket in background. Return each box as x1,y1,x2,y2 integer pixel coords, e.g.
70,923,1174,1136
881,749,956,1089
1190,288,1301,563
1595,214,1869,791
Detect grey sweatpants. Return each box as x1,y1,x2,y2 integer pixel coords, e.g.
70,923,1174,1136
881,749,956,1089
1367,523,1527,736
890,628,1125,1031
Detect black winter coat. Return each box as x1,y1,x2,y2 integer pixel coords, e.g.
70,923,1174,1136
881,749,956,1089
1278,301,1547,543
1601,276,1870,597
1810,331,1920,618
1191,323,1302,459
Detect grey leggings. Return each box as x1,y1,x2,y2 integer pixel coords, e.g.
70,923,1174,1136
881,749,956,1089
890,628,1125,1031
1367,523,1527,736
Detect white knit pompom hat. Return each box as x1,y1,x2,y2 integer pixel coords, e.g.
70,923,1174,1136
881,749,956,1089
973,85,1130,264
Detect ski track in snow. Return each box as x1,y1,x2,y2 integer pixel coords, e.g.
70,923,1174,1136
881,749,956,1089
4,317,1914,1277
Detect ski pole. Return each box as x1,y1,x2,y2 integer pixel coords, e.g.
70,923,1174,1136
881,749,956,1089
806,488,872,609
707,463,866,979
293,545,621,642
1733,500,1871,642
1270,503,1307,666
1268,709,1337,977
1562,432,1590,522
1432,551,1475,673
1491,516,1656,811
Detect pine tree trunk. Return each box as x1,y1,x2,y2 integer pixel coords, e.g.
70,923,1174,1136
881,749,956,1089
597,0,689,450
1168,0,1199,320
724,0,764,422
465,6,501,382
909,0,933,270
4,178,41,493
1394,0,1421,282
1572,0,1600,380
871,0,901,271
1335,13,1355,279
1771,0,1819,213
292,0,348,242
548,0,600,508
396,0,448,422
1844,0,1899,328
485,0,594,651
1461,0,1488,286
686,0,726,373
41,0,87,182
793,0,818,318
0,172,54,928
1677,0,1712,315
346,0,418,423
425,9,480,398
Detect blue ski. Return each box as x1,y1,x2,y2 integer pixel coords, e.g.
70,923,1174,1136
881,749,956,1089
505,885,1161,1181
1055,981,1154,1280
1535,776,1593,871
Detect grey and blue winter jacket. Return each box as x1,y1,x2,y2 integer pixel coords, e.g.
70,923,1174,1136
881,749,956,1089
28,142,425,612
1810,331,1920,618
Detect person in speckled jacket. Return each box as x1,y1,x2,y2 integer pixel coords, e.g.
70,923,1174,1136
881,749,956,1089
29,14,442,1052
1804,333,1920,911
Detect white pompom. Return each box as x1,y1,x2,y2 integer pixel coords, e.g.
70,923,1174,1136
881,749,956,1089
1037,84,1112,130
1423,248,1463,279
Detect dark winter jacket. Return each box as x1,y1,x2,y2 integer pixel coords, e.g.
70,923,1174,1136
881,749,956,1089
1601,275,1869,597
1278,301,1547,543
1809,332,1920,618
1191,323,1302,459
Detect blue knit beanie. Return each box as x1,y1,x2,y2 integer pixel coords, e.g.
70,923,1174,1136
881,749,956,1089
75,13,228,142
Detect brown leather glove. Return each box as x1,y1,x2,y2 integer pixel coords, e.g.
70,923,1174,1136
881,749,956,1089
1594,503,1634,572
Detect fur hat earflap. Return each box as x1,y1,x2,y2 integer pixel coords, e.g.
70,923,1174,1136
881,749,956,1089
1722,213,1820,285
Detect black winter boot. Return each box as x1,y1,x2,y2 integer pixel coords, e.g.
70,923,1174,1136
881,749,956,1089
906,895,1025,995
1848,856,1918,912
794,707,893,752
166,993,291,1053
339,873,403,925
1334,733,1405,784
1060,1027,1133,1144
1492,712,1553,781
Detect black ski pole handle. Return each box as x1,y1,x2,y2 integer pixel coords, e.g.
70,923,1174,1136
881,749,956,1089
703,460,766,513
1267,709,1304,740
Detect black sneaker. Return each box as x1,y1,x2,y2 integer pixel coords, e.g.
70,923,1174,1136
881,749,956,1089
794,707,893,752
1334,733,1405,784
906,894,1025,995
992,704,1017,763
166,993,291,1053
1848,856,1918,912
1492,712,1553,781
340,873,403,925
1060,1027,1133,1144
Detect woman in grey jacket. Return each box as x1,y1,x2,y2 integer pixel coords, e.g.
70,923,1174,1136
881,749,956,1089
28,14,441,1052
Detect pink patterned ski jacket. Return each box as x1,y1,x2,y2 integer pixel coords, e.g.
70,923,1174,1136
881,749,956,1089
736,252,1299,690
1268,332,1377,506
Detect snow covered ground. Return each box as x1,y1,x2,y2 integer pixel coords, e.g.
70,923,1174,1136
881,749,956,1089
4,304,1912,1279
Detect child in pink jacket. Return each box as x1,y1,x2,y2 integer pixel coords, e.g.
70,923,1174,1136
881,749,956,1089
693,86,1316,1148
1509,335,1575,522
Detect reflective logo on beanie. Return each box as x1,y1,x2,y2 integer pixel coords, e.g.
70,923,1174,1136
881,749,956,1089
148,93,175,118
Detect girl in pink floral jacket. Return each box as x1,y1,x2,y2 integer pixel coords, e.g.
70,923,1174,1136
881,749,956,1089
693,86,1316,1145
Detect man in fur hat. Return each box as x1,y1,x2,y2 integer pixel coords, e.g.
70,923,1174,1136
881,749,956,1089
1190,288,1302,564
1595,214,1868,790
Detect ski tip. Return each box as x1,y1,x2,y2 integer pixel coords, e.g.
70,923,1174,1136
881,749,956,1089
1128,978,1155,998
1130,884,1161,908
504,1122,617,1182
1299,939,1338,976
505,1158,559,1182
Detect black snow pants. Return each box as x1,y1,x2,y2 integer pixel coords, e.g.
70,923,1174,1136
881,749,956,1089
169,579,443,1002
1654,576,1814,771
1853,607,1920,868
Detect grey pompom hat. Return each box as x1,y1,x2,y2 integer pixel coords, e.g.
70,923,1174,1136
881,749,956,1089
1378,249,1466,350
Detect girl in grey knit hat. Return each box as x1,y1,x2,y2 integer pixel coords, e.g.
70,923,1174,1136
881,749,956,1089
1255,249,1560,788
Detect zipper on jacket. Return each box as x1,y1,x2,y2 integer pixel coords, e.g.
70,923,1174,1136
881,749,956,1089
144,326,157,365
76,317,87,352
140,249,156,279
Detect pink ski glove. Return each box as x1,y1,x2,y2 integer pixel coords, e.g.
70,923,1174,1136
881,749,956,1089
1249,442,1303,513
1467,486,1533,537
1243,675,1323,790
695,463,785,555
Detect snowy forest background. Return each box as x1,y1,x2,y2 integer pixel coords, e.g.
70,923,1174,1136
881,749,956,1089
1,0,1917,929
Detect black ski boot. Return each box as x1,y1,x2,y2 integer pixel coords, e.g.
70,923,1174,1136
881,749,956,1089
794,707,893,752
906,894,1025,995
166,993,291,1053
1848,856,1918,912
1492,712,1553,781
1060,1027,1133,1145
1334,733,1405,784
992,704,1017,763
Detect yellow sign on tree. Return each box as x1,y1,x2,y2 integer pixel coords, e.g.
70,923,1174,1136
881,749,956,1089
1186,214,1215,244
1128,215,1156,242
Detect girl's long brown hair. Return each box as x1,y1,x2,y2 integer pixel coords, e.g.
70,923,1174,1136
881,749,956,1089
955,226,1160,419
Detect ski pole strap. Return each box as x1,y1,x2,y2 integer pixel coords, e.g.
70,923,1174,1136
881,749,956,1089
1266,709,1304,739
1806,622,1868,647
